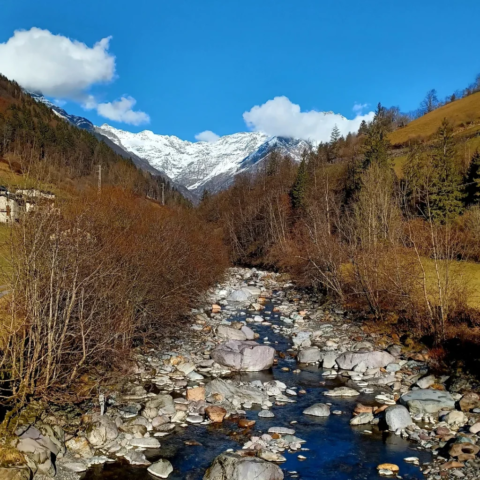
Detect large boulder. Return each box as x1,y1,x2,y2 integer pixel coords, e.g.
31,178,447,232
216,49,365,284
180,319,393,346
148,459,173,478
212,340,275,372
385,405,412,431
216,325,247,341
203,452,284,480
399,389,455,415
335,351,395,370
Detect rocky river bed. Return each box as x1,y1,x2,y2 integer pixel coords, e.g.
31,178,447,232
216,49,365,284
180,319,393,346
3,268,480,480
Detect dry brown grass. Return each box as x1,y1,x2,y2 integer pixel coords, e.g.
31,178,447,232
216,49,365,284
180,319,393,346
389,92,480,146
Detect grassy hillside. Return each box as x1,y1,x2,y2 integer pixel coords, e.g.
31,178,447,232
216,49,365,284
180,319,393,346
390,91,480,146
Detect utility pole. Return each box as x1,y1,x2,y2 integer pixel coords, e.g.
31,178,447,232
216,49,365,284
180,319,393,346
161,183,165,206
97,164,102,195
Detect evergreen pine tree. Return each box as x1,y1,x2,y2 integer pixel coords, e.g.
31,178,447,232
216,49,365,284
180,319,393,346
361,103,391,170
328,124,341,162
465,150,480,205
358,120,369,136
428,118,464,222
290,156,309,210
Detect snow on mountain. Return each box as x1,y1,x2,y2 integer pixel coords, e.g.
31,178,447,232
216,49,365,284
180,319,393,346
94,125,310,196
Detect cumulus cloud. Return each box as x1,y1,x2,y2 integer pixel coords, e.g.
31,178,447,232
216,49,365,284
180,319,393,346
96,96,150,126
0,28,149,125
353,102,369,114
195,130,220,143
243,96,374,143
0,27,115,99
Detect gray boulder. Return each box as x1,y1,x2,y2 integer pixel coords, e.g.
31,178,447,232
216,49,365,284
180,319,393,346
241,325,256,340
335,351,395,370
293,331,312,348
145,394,176,415
297,347,321,364
322,352,338,369
217,325,247,341
204,453,283,480
385,405,412,430
303,403,330,417
205,378,267,405
350,412,374,425
212,340,275,371
85,415,118,446
227,290,250,302
399,389,455,415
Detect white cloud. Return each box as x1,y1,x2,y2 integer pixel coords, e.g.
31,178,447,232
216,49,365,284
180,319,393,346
195,130,220,142
0,28,150,125
96,96,150,126
353,102,369,114
0,27,115,99
243,96,374,143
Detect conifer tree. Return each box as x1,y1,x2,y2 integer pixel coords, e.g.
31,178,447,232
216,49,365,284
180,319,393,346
428,118,464,222
361,103,391,170
358,120,369,136
465,150,480,204
328,124,341,162
290,156,309,210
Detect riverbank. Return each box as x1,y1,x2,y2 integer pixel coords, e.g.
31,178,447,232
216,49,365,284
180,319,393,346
2,268,480,479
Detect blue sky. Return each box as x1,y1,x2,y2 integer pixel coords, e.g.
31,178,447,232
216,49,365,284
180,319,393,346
1,0,480,142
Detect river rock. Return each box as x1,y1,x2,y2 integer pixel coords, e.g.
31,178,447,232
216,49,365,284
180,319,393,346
385,405,412,431
399,389,455,414
227,290,250,302
324,387,359,397
445,410,466,427
217,325,247,341
129,437,161,448
303,403,331,417
205,406,227,423
206,378,267,405
297,347,321,364
459,392,480,412
335,351,395,370
415,375,436,389
293,331,312,348
145,394,176,415
322,352,338,369
241,325,255,340
148,459,174,478
212,340,275,371
85,415,118,446
203,452,284,480
350,412,374,425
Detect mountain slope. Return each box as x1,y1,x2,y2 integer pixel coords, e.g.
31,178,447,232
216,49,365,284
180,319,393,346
389,91,480,146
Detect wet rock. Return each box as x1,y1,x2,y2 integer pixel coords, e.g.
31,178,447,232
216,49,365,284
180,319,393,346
350,412,374,425
124,451,151,466
399,389,455,415
212,340,275,371
148,459,174,478
385,405,412,431
335,351,395,370
268,426,295,435
303,403,331,417
292,331,311,348
322,352,338,369
241,326,255,340
203,452,284,480
445,410,466,427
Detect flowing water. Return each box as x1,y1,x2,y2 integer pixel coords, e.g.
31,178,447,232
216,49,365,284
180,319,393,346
83,293,432,480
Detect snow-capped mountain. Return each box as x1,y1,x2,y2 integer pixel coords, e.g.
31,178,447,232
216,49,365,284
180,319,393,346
28,91,311,200
95,125,310,196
